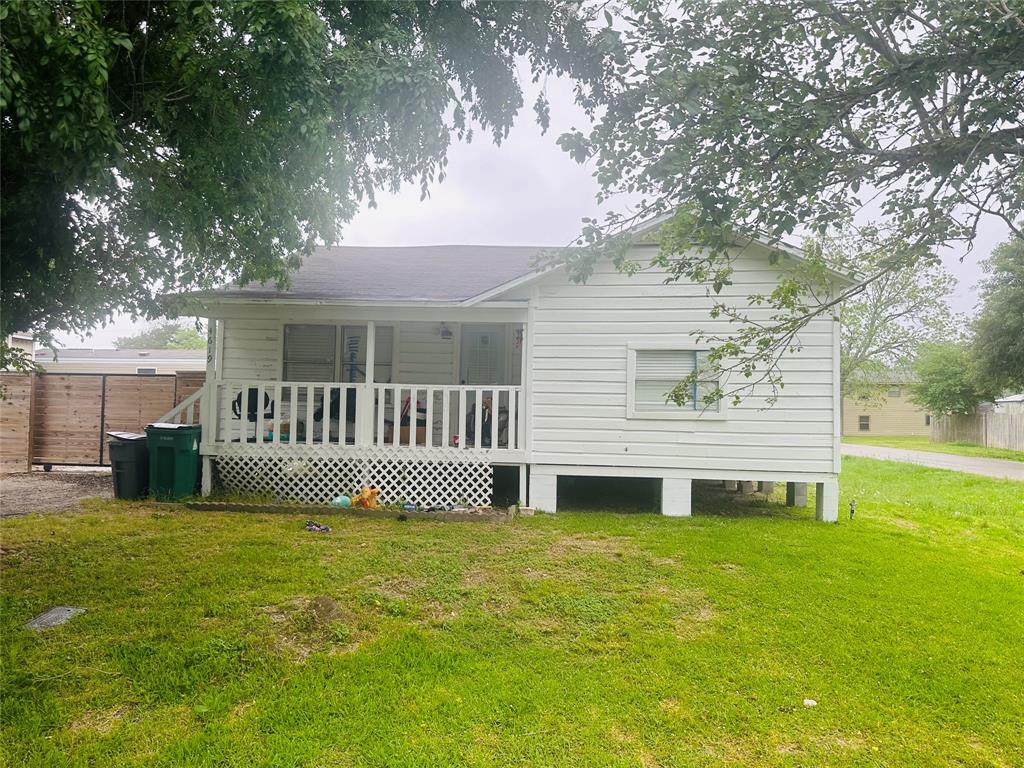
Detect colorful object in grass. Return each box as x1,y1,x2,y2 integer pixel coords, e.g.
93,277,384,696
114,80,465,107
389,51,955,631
331,495,352,508
402,502,416,512
352,486,380,509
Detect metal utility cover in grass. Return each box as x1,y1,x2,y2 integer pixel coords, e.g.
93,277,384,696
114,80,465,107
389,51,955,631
25,606,86,630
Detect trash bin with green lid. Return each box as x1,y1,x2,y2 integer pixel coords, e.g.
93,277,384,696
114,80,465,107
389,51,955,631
107,432,149,500
146,423,201,500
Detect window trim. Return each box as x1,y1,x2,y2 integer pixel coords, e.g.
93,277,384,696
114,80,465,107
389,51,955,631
281,323,338,382
858,415,871,431
625,343,727,420
280,322,397,383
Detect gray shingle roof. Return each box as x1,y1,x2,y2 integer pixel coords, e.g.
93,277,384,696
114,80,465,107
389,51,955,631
208,245,550,302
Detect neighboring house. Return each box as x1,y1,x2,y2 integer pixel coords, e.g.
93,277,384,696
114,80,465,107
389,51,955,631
164,219,852,521
2,332,34,371
993,394,1024,414
842,373,930,436
35,348,206,375
7,332,34,355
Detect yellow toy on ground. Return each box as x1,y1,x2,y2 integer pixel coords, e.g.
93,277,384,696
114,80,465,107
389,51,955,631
352,486,380,509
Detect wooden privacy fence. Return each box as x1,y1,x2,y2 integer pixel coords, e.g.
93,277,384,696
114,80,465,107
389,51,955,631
0,371,205,472
1,373,34,473
931,412,1024,452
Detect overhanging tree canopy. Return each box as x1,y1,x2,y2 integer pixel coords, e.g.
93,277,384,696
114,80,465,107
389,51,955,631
0,0,607,366
558,0,1023,404
972,236,1024,391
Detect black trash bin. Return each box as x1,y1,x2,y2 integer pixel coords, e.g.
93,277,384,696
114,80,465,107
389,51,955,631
107,432,150,500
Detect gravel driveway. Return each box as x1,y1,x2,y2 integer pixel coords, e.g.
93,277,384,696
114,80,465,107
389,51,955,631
0,470,113,517
842,443,1024,481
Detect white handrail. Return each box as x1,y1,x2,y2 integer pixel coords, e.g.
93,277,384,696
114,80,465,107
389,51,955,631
209,379,523,453
157,387,204,425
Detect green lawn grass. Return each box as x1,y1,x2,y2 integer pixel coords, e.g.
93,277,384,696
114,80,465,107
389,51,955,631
843,434,1024,462
2,458,1023,767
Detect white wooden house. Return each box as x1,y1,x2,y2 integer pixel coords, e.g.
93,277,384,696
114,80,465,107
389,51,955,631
164,224,848,521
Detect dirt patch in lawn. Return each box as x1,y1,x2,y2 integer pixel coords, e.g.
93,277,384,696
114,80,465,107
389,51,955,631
548,534,636,560
1,471,112,517
68,705,128,734
656,587,717,639
365,575,422,601
261,596,370,659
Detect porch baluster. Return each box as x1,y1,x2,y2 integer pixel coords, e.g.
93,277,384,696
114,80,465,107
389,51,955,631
474,389,483,450
507,387,516,450
272,384,282,444
424,387,434,448
490,388,499,450
441,387,451,448
253,383,265,444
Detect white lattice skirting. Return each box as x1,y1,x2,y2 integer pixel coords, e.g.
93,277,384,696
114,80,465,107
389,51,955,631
211,446,494,507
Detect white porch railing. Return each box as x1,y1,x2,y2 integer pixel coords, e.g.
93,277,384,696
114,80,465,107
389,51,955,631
205,380,524,454
157,388,203,425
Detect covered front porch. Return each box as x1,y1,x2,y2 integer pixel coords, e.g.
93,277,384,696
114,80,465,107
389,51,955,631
167,313,530,507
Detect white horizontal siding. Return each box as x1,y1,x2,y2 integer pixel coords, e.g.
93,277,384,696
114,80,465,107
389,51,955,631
527,252,839,475
397,322,455,384
220,319,280,380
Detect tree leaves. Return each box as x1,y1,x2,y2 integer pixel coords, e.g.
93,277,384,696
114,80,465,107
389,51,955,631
0,1,607,359
972,237,1024,391
560,0,1023,406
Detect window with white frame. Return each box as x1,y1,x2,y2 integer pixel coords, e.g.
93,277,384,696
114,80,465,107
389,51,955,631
283,324,337,381
136,367,157,375
628,348,720,417
282,324,394,382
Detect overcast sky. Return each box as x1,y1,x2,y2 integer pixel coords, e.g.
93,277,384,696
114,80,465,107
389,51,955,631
55,77,1004,348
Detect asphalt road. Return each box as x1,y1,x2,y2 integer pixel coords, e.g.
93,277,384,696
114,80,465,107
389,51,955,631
841,443,1024,481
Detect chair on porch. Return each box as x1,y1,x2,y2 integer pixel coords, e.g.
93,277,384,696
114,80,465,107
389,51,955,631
463,396,509,448
231,389,275,442
310,388,358,444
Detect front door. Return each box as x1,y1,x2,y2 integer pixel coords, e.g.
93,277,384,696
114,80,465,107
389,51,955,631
460,324,506,384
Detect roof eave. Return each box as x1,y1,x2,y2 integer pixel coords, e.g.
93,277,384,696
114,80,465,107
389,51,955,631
629,213,860,287
460,264,563,306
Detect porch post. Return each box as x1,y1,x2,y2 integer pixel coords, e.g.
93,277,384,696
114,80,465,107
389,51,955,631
519,320,529,459
200,319,218,496
360,321,375,446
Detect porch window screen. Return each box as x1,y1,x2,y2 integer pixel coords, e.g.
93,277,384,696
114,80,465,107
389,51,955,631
633,349,719,412
283,324,336,381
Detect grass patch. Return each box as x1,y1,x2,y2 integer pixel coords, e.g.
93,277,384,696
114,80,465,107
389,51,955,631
2,459,1023,766
843,435,1024,462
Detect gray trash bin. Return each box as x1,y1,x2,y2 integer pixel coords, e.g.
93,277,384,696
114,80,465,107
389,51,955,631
107,432,150,500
